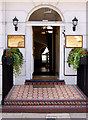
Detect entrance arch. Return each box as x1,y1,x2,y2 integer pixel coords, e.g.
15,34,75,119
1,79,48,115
25,5,65,79
26,5,64,22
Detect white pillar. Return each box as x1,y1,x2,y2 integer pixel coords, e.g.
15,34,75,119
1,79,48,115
25,26,33,80
59,26,65,80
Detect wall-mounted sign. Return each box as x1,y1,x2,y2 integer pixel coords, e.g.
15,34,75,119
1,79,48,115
8,35,25,48
65,35,83,48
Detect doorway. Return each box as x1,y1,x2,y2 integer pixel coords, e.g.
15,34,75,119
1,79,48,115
26,6,64,79
33,26,60,76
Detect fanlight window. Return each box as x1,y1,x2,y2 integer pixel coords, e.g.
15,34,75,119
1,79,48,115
29,7,62,21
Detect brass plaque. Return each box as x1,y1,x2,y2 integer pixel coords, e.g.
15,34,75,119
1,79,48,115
65,35,83,48
8,35,25,48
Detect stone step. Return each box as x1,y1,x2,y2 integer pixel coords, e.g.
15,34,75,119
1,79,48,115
4,85,87,106
2,105,87,113
32,77,58,80
25,79,65,85
3,84,87,113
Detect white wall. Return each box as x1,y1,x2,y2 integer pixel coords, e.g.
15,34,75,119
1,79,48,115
0,1,86,98
86,1,88,48
62,2,86,84
0,0,6,104
0,2,2,104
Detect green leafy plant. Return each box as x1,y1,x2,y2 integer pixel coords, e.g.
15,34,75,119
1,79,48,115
67,48,88,70
5,48,23,77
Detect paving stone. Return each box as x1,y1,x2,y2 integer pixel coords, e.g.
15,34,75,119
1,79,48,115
2,118,21,120
22,113,46,118
2,113,23,118
70,113,86,118
86,113,88,118
46,113,70,118
71,118,86,120
55,118,71,120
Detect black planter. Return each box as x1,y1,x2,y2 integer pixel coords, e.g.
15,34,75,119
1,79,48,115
80,56,87,65
77,56,88,97
2,55,14,104
2,56,14,66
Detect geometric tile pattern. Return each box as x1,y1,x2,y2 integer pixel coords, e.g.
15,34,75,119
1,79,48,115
4,85,87,106
4,101,87,105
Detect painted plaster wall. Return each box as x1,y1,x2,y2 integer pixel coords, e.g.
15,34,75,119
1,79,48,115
5,2,86,83
0,0,6,104
0,2,2,104
0,1,87,103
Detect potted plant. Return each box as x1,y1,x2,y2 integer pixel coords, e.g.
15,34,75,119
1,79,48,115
5,48,23,77
67,48,88,70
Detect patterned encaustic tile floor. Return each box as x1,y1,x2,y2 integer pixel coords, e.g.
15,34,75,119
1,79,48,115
3,85,87,113
5,85,86,101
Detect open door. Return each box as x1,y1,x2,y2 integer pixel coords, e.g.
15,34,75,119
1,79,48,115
33,26,60,76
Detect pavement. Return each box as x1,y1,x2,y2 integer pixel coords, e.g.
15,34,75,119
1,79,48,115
0,113,88,120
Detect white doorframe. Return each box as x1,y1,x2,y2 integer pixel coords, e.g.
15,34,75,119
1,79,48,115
25,26,33,79
25,22,65,80
59,26,65,79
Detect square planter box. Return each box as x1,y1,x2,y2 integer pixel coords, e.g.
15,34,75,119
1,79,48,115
80,56,87,65
2,56,14,66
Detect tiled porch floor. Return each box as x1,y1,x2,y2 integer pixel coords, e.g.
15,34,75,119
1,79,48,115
5,85,86,101
3,85,87,113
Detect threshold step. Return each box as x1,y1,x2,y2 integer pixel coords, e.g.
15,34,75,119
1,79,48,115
25,79,65,85
32,76,58,80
